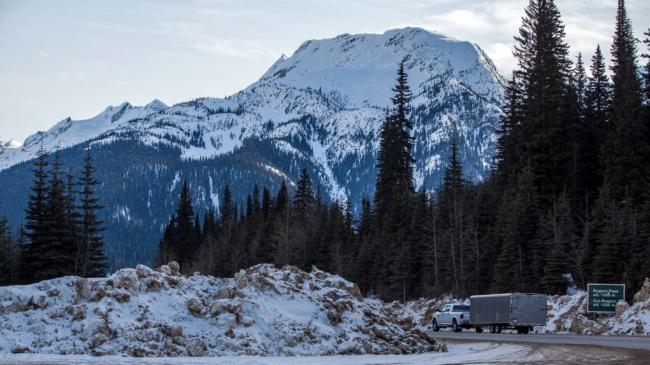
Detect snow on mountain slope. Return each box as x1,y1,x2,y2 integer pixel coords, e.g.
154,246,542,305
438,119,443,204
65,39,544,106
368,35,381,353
0,27,504,196
259,28,503,108
0,101,166,169
0,264,444,356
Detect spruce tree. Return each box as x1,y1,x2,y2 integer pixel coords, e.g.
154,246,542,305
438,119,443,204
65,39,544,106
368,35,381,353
78,152,107,277
257,186,274,263
272,181,291,265
538,192,575,295
173,180,197,268
39,152,77,279
23,148,49,282
372,60,415,299
513,0,572,202
0,217,13,285
602,0,646,203
293,169,314,217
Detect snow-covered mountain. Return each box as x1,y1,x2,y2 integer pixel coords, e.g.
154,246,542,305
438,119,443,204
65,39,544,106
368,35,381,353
0,27,505,268
0,136,21,152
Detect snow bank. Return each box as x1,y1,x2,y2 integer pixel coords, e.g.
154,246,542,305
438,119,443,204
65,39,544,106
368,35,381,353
389,279,650,337
543,278,650,335
0,264,444,357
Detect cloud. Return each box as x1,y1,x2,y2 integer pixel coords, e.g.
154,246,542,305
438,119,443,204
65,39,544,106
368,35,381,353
416,5,521,74
413,0,648,75
193,38,277,59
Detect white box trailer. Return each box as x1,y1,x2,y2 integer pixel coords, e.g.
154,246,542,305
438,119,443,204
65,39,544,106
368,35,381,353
470,293,547,334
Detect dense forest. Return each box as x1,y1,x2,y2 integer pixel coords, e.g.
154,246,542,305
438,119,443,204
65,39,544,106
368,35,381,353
1,0,649,302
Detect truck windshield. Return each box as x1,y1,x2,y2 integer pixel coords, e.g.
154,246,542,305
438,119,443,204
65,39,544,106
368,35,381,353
454,305,470,312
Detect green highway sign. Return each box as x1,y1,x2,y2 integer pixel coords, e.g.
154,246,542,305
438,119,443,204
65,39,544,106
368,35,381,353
587,283,625,313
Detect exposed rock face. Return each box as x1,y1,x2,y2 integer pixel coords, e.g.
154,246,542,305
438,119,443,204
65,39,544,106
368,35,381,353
0,264,445,356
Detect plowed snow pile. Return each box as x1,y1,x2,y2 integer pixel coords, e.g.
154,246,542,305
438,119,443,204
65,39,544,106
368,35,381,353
543,277,650,335
0,264,444,357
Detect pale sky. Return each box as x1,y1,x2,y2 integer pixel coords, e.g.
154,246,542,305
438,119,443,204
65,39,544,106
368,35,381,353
0,0,648,142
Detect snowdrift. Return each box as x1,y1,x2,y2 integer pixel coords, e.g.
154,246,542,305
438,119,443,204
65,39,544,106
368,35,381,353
0,264,444,357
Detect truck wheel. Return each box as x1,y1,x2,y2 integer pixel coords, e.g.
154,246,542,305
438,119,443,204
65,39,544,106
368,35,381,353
523,326,530,334
516,326,523,334
432,319,440,332
452,320,462,332
475,326,483,333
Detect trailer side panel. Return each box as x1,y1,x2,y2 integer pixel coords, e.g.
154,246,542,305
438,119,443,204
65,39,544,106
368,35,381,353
470,294,511,325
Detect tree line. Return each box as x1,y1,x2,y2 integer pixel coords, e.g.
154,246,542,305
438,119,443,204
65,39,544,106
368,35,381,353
0,150,107,285
155,0,650,301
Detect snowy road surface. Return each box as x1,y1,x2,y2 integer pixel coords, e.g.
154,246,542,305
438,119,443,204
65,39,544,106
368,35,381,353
0,341,646,364
428,331,650,351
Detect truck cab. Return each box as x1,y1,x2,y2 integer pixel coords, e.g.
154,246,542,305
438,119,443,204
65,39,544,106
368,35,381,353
432,304,471,332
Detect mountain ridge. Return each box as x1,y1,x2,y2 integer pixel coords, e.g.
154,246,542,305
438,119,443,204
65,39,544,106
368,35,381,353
0,27,505,267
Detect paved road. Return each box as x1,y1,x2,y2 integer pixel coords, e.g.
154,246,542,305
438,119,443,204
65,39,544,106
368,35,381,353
428,331,650,351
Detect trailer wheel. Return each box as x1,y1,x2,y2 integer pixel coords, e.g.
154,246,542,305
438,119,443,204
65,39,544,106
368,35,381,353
475,326,483,333
452,319,462,332
522,326,530,334
496,325,502,334
432,319,440,332
490,325,497,333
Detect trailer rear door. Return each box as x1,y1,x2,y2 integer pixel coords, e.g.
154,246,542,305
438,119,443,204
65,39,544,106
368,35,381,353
511,293,547,326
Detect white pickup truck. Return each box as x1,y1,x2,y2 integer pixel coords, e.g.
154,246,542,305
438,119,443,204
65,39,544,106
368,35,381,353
432,304,472,332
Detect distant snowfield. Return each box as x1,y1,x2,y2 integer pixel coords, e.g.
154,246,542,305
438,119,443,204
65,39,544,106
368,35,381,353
0,342,528,365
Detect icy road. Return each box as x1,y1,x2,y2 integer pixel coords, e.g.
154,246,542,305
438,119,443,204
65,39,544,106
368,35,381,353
1,341,648,365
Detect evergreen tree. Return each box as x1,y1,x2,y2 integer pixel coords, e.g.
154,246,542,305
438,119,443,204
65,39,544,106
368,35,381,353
272,181,291,265
292,169,315,267
602,0,646,203
39,152,77,279
513,0,572,202
257,186,274,263
165,179,197,269
538,192,575,295
22,148,49,282
592,185,630,284
77,152,107,277
0,217,13,285
436,140,466,295
494,74,525,184
293,169,315,219
372,60,415,299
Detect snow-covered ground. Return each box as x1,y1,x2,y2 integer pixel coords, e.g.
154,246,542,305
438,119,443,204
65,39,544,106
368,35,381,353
1,263,648,361
0,342,528,364
0,264,443,357
543,278,650,335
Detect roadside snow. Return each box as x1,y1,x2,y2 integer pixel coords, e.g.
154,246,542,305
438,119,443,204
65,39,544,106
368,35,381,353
0,264,444,357
543,278,650,335
0,342,526,365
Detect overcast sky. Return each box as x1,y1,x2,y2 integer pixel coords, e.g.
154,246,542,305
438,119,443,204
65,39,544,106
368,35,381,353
0,0,648,142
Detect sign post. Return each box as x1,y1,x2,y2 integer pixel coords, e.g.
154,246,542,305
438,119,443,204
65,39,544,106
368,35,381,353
587,283,625,313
